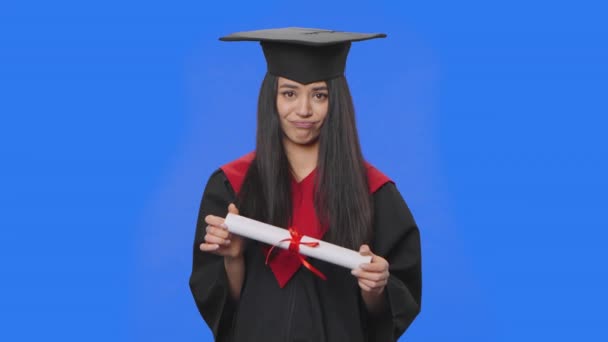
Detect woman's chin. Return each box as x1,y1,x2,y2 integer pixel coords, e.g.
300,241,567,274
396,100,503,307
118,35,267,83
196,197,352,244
285,135,320,147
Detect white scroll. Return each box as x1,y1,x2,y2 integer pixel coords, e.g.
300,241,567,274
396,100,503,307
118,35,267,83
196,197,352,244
224,213,372,270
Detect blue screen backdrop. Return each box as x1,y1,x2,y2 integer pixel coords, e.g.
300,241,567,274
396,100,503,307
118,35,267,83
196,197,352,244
1,1,606,341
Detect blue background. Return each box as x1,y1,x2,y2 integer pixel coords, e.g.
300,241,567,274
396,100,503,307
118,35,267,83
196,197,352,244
1,1,606,341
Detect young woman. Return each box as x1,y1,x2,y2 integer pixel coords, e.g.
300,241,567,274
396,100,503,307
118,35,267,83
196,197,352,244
189,28,422,342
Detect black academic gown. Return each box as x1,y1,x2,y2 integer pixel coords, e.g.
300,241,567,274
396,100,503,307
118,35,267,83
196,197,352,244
189,169,421,342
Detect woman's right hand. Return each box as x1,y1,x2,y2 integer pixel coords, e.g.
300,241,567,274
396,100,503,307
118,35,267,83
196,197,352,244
199,203,245,260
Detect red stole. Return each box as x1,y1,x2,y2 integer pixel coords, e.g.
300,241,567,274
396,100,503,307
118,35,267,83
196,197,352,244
220,152,392,288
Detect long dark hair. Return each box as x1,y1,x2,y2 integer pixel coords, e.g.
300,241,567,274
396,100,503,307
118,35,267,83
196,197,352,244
237,73,373,249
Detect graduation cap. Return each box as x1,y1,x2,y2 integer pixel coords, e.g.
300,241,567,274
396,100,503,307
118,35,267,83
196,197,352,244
219,27,387,84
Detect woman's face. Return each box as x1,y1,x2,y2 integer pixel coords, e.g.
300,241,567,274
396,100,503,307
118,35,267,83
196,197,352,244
276,76,329,147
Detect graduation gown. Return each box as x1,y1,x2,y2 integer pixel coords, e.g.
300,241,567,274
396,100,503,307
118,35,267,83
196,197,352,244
189,154,422,342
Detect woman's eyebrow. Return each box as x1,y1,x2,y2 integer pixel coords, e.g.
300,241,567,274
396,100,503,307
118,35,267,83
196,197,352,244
311,86,328,91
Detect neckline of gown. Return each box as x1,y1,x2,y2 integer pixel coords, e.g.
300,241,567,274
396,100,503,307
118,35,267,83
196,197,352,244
291,167,317,186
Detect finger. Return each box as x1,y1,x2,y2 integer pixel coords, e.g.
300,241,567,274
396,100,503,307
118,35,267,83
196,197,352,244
358,278,384,290
205,234,230,246
206,225,230,239
228,203,239,215
352,269,388,283
358,280,372,292
359,261,389,272
370,253,389,264
359,244,372,256
199,243,220,252
205,215,226,228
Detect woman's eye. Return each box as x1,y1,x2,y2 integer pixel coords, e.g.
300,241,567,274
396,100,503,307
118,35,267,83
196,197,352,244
282,91,295,98
314,93,328,100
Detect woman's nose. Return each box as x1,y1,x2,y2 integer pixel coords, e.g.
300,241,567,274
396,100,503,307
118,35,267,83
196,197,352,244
295,97,312,117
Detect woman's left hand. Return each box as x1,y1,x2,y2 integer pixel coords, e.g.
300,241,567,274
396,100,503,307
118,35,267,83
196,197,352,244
351,244,390,296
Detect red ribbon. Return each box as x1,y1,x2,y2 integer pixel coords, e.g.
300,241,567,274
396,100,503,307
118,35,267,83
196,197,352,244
265,227,327,281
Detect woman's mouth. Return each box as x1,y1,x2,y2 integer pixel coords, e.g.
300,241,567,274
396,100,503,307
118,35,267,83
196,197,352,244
291,121,315,128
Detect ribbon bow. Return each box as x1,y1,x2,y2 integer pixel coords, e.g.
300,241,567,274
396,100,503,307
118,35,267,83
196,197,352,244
265,227,327,281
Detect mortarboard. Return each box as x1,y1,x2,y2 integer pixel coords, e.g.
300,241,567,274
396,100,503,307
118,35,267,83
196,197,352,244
219,27,387,84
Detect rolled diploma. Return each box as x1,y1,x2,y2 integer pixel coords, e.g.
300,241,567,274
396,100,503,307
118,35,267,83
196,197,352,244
224,213,372,270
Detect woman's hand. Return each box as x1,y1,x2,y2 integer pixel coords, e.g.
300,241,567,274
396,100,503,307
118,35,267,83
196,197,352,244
352,244,390,314
199,203,245,260
199,203,246,300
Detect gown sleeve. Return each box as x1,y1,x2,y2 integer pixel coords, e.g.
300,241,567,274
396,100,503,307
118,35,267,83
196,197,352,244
189,169,238,341
366,182,422,341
